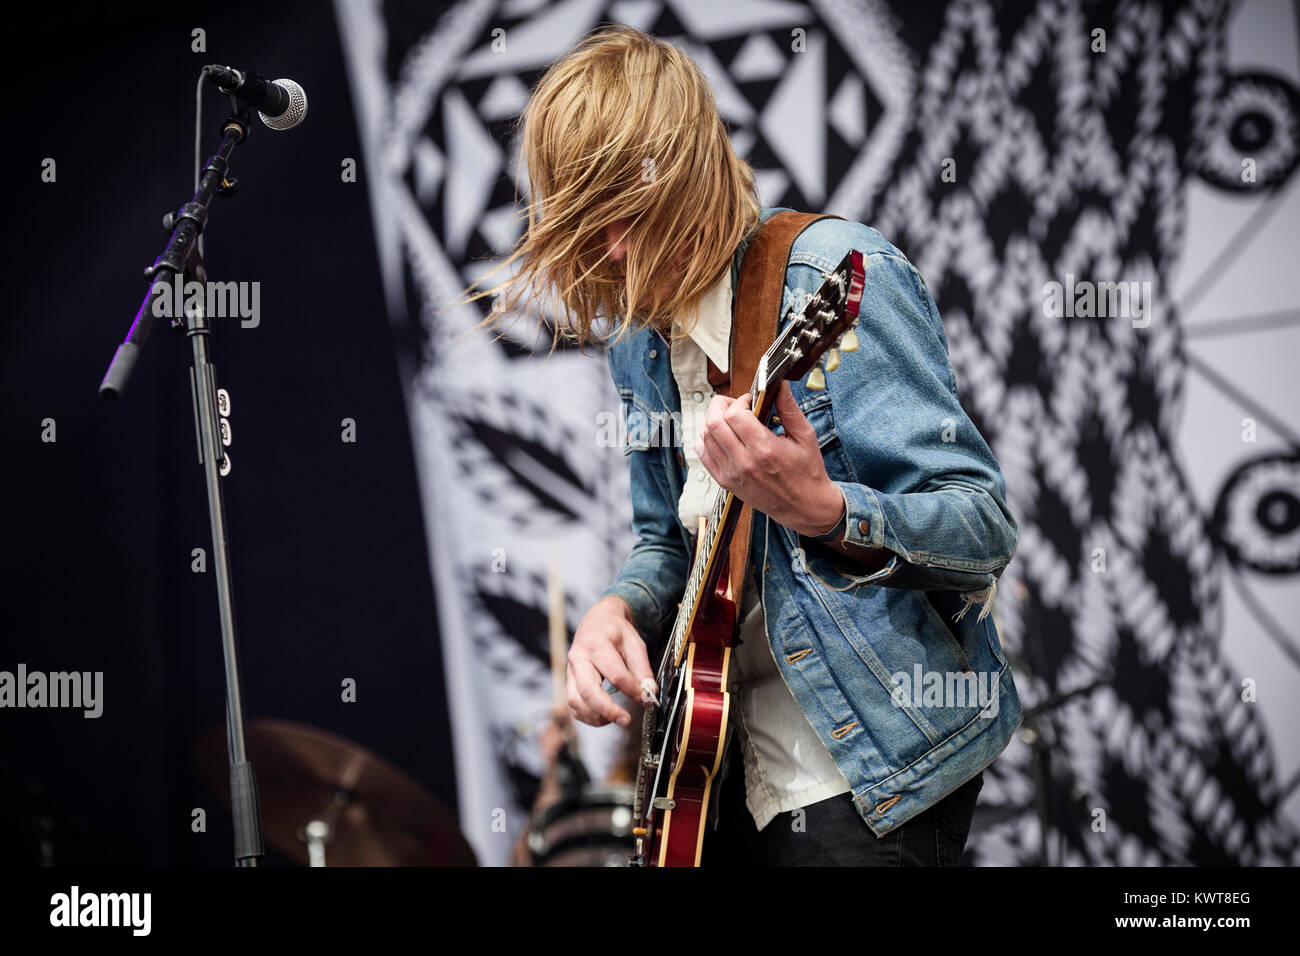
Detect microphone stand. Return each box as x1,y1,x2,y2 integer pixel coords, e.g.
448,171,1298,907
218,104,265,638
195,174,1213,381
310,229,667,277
99,100,265,867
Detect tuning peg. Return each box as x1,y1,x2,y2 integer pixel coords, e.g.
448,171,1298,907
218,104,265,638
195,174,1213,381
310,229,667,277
807,366,826,391
825,348,841,372
839,328,859,352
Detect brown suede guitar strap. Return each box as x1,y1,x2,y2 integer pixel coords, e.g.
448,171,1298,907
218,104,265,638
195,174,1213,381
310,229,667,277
713,210,842,602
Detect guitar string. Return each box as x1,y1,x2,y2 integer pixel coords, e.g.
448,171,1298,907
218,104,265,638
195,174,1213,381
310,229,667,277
660,291,834,672
638,264,852,849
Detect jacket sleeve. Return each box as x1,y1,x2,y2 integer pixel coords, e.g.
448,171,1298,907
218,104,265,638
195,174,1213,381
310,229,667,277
806,246,1018,620
599,354,690,653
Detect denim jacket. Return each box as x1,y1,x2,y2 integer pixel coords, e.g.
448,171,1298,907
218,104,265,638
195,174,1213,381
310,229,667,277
600,206,1022,837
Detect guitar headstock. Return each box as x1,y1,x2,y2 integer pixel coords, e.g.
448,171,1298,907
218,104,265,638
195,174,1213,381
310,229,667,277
761,249,865,392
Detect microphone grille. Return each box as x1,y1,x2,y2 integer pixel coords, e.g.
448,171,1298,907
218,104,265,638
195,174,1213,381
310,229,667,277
260,79,308,131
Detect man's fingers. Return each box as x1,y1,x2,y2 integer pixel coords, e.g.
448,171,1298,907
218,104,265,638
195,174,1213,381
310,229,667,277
702,396,742,464
565,659,601,725
696,440,723,485
613,624,657,694
725,393,774,448
589,640,641,702
572,657,631,727
774,381,817,444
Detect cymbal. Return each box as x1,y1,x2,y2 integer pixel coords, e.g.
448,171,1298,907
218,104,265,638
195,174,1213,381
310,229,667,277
195,718,475,866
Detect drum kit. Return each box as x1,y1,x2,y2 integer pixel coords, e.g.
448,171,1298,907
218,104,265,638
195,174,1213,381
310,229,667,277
193,720,637,868
519,557,637,866
524,784,635,867
193,563,636,867
194,718,476,866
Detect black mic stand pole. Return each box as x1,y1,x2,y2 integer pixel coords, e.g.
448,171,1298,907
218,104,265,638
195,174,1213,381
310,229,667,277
99,102,265,867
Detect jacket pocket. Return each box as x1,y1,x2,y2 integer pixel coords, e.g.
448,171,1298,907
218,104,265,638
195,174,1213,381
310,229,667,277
788,390,853,482
618,386,656,454
920,591,972,673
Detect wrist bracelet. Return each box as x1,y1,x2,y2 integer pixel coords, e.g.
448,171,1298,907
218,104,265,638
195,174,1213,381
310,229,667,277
809,507,848,542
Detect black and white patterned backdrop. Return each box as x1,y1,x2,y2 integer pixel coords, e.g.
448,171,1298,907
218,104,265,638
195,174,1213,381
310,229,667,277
334,0,1300,865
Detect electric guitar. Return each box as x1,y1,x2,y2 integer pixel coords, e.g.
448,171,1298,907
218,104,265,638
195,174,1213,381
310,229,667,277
630,249,866,867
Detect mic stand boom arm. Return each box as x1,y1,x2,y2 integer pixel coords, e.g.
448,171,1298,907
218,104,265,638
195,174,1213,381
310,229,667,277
100,110,246,399
99,106,266,867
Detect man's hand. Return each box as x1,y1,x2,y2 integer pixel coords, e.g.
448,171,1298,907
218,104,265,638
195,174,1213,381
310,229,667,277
695,380,845,536
567,595,657,728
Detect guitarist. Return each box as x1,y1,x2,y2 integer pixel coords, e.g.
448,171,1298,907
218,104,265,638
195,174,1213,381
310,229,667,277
476,25,1023,865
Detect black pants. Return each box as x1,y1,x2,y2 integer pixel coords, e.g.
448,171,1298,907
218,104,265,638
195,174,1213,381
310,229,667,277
701,734,984,866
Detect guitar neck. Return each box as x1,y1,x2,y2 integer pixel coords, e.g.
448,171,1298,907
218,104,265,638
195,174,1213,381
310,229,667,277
659,248,864,671
700,377,780,598
664,374,780,666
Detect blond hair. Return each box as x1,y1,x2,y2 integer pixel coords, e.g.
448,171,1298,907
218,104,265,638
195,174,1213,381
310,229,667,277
450,24,761,347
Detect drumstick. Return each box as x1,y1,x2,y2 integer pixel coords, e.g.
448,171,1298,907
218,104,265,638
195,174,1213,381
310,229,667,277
547,550,584,759
547,549,568,713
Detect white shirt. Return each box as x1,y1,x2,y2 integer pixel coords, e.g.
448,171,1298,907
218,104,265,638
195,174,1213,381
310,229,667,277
669,268,851,831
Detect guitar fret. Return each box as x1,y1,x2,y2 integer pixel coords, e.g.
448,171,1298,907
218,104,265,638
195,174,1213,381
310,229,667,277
665,255,859,660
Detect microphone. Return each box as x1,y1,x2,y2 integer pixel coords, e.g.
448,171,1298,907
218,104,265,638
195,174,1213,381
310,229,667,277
204,65,308,130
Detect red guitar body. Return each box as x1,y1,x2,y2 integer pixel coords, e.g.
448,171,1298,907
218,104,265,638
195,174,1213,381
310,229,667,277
640,570,737,867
